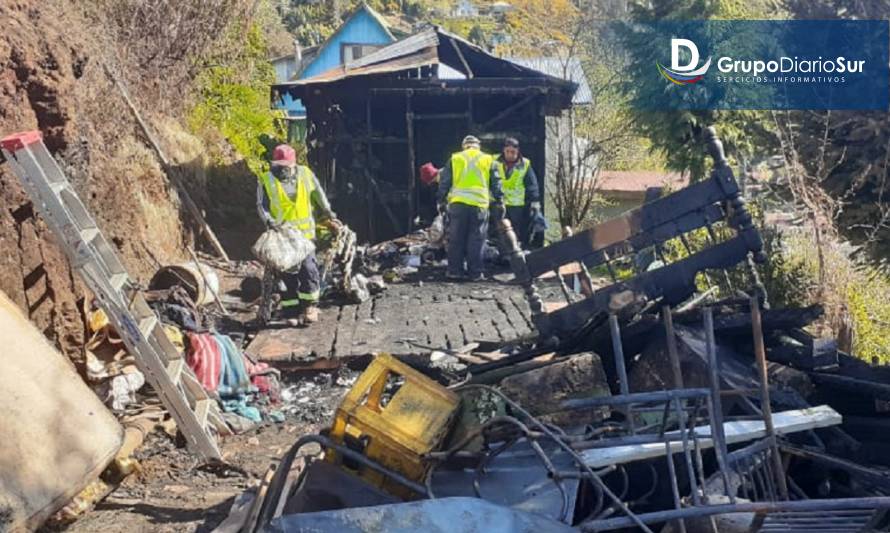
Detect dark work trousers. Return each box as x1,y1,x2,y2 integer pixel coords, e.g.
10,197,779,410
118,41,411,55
280,252,321,307
447,202,489,278
506,205,530,246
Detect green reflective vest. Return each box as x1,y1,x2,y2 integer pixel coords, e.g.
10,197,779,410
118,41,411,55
448,148,493,208
498,157,531,207
261,166,317,240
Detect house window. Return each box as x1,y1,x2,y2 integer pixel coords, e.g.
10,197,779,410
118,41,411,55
341,43,385,65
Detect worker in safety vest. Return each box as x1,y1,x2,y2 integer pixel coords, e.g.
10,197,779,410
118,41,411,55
496,137,540,246
436,135,504,281
257,144,338,324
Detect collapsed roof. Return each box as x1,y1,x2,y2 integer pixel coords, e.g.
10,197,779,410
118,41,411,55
272,25,580,102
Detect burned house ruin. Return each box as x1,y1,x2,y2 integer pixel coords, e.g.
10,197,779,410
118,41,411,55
271,26,578,243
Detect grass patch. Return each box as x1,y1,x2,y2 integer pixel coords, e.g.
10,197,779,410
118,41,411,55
776,230,890,363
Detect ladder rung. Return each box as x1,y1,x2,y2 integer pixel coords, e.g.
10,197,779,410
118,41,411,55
166,359,185,386
181,371,209,400
80,227,100,242
110,272,129,292
138,315,158,338
7,134,223,461
194,399,213,427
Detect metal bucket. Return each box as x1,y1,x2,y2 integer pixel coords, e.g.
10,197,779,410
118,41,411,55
149,262,220,307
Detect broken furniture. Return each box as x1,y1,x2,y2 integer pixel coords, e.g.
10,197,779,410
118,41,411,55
1,131,230,461
0,290,123,530
240,309,890,533
227,121,890,530
502,126,765,344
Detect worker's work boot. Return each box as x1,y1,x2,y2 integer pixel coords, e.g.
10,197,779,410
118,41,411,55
302,304,320,324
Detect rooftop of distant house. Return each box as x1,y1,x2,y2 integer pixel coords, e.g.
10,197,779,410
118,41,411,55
597,170,689,198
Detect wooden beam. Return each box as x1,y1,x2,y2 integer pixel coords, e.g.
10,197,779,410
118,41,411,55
371,87,548,95
412,113,471,121
480,92,539,130
468,94,474,129
365,97,374,240
366,94,373,136
406,92,416,232
365,169,403,236
103,63,230,263
322,136,409,145
449,38,474,79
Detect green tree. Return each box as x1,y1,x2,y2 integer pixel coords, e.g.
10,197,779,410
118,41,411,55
775,0,890,259
617,0,777,180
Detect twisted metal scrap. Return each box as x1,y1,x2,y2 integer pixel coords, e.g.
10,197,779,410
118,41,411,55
447,385,654,532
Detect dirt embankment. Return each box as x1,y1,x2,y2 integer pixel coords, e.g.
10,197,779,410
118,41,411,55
0,1,196,358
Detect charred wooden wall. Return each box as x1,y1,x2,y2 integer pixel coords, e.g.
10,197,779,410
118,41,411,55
302,79,566,243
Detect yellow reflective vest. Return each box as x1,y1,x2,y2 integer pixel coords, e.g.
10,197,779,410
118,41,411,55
261,166,317,240
498,158,531,207
448,148,494,208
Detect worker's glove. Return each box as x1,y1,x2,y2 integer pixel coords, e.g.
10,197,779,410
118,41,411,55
437,202,447,216
324,217,344,234
491,203,506,221
529,201,541,216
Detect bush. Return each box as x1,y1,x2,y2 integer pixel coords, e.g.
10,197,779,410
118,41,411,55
188,22,285,177
776,230,890,362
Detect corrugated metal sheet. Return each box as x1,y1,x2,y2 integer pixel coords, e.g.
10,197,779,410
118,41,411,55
506,57,593,104
278,47,438,86
350,27,440,69
274,26,577,98
437,27,553,79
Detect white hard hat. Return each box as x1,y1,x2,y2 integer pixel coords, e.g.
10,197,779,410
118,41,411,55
462,135,481,147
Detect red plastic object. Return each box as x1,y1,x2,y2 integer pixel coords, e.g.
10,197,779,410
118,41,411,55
0,131,43,152
271,144,297,166
419,162,439,186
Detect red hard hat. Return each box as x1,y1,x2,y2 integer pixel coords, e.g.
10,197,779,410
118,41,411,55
419,162,439,185
271,144,296,166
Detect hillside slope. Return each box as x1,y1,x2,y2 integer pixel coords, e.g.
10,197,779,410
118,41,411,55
0,0,196,357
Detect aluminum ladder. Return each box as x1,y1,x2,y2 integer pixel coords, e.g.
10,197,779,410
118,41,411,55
1,131,230,461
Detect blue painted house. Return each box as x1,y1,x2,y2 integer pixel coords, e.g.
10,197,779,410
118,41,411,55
273,4,395,121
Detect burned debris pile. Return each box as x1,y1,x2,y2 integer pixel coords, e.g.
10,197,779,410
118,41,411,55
4,126,890,532
235,128,890,532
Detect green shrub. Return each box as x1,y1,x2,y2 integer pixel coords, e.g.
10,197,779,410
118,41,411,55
189,22,285,177
777,231,890,362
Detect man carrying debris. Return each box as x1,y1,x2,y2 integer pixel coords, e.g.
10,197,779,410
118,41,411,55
437,135,504,281
257,144,339,323
496,137,540,246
